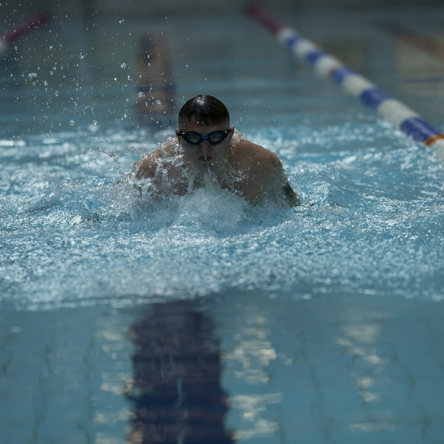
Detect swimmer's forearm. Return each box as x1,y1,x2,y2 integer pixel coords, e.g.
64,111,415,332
283,182,300,206
132,156,155,180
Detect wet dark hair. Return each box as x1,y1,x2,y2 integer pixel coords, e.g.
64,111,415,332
178,95,230,128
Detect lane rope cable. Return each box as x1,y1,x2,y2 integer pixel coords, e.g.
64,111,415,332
0,13,49,59
247,3,444,166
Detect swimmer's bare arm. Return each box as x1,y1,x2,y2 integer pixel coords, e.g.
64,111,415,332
132,139,180,180
129,154,154,197
132,148,163,180
238,140,300,207
266,154,300,207
131,141,190,196
281,177,300,207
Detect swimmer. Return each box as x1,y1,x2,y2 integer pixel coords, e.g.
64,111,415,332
132,94,300,207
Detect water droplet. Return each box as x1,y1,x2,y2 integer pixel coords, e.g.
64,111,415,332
88,120,99,132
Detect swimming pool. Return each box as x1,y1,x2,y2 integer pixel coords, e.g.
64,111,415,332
1,7,444,443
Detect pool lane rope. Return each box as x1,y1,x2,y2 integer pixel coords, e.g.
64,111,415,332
247,4,444,165
0,13,49,58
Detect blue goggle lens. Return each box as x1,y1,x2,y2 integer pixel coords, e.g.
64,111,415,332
178,130,231,146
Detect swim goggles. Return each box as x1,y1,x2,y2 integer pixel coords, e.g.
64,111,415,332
177,129,232,146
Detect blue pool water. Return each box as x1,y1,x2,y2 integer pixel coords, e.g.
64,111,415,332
1,8,444,443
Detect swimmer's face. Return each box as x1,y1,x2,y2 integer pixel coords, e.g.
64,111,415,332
176,118,234,169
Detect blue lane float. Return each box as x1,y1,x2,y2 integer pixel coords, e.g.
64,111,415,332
247,3,444,164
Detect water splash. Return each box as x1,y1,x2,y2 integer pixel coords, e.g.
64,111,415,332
1,123,443,310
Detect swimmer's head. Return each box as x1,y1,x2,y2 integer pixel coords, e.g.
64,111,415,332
178,95,230,128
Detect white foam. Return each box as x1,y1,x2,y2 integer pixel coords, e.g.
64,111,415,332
1,124,443,310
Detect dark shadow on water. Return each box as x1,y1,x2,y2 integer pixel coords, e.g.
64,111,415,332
126,300,235,444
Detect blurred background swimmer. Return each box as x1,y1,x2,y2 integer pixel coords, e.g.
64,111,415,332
132,94,300,207
135,32,176,128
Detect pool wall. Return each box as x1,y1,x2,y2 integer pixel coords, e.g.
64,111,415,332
1,0,442,21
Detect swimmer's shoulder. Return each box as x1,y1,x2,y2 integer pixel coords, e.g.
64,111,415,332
133,138,181,179
235,138,282,172
235,137,300,207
